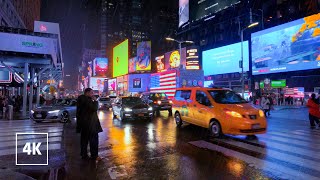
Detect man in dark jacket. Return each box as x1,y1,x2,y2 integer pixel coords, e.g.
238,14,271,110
76,88,103,160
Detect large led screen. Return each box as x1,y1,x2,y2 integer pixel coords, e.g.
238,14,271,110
108,78,117,91
252,13,320,75
202,41,249,76
136,41,151,71
89,77,107,92
165,48,187,69
93,57,108,77
129,57,137,73
155,55,165,72
113,39,129,77
179,0,189,27
190,0,240,22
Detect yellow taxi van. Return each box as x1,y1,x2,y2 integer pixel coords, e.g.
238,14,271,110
172,87,267,137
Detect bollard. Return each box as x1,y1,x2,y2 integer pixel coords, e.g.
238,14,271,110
2,107,6,120
8,105,13,120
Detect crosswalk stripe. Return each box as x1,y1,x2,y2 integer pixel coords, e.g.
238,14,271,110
0,143,62,156
0,137,62,149
0,129,63,137
213,138,320,172
267,131,320,143
257,135,320,151
296,130,320,135
0,124,64,131
189,140,320,180
0,132,63,142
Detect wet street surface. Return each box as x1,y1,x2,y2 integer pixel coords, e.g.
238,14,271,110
0,107,320,179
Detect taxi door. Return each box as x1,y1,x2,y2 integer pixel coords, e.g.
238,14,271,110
193,90,213,128
174,90,193,123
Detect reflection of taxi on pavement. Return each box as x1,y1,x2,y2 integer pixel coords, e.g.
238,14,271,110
172,87,267,137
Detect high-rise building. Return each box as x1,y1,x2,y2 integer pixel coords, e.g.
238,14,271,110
12,0,41,30
0,0,26,28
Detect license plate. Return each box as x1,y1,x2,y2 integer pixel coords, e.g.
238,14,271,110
36,114,42,118
252,124,260,129
138,114,144,117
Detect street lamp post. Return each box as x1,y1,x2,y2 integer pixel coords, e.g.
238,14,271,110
165,38,194,66
240,22,259,98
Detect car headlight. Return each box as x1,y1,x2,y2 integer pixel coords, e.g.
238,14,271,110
259,110,265,117
31,110,34,114
148,107,153,111
157,101,161,105
225,110,243,118
99,103,103,106
48,110,60,114
169,100,173,104
124,108,132,112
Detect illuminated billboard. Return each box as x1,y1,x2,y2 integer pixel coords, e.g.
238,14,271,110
155,55,165,72
190,0,240,22
129,57,137,73
0,70,12,83
108,78,117,91
186,47,200,70
202,41,249,76
252,13,320,75
165,48,187,69
93,57,108,77
89,77,107,92
113,39,129,77
136,41,151,71
179,0,189,27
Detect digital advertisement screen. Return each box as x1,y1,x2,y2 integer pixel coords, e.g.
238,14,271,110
90,77,107,92
129,57,137,73
133,78,142,88
190,0,240,21
113,39,129,77
93,57,108,77
136,41,151,71
155,55,165,72
202,41,249,76
186,47,200,69
0,70,12,83
165,48,187,69
108,78,117,91
179,0,189,27
252,13,320,75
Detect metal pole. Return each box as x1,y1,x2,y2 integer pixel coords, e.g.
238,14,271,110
22,63,28,117
36,74,41,106
29,68,34,112
241,29,244,98
260,9,264,29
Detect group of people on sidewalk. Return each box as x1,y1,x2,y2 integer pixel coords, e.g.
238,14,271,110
307,93,320,129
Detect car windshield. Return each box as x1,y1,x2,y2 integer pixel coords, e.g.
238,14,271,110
209,90,247,104
55,99,74,106
99,98,110,101
122,97,143,105
150,93,168,100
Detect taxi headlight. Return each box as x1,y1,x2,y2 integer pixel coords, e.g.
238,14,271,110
124,108,132,112
31,110,34,114
225,110,243,118
259,110,265,117
148,107,153,111
157,101,161,105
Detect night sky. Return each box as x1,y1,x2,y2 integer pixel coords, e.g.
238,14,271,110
40,0,100,90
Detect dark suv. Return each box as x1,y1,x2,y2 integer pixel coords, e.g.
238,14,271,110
141,92,173,116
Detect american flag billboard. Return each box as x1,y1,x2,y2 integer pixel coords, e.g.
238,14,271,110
150,70,177,98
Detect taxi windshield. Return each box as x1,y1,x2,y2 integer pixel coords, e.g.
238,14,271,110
209,90,247,104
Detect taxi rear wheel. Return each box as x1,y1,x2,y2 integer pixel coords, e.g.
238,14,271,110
209,120,222,138
175,113,183,127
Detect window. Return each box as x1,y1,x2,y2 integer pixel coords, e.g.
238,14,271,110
174,90,191,101
196,91,211,106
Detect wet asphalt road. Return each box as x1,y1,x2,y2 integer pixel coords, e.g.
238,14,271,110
0,107,318,180
64,108,306,180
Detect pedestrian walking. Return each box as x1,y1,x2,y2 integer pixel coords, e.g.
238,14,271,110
306,93,320,129
261,95,270,117
267,95,273,116
76,88,103,161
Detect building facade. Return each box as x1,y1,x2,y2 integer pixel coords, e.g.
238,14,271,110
12,0,41,30
0,0,26,28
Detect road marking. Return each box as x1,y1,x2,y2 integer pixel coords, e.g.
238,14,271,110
108,165,128,179
189,140,320,180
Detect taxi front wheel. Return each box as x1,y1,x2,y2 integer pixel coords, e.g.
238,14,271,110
209,120,222,138
174,113,183,127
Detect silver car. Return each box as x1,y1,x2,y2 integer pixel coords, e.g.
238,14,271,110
30,99,77,123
